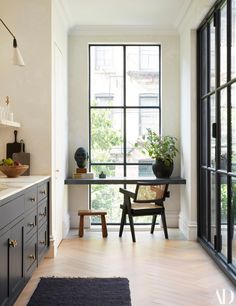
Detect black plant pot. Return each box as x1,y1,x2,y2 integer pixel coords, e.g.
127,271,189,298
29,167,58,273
152,159,173,178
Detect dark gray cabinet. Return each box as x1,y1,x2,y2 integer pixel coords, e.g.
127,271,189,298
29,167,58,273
0,178,49,306
0,217,24,306
9,218,24,303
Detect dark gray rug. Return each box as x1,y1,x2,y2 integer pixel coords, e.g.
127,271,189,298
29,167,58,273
27,277,132,306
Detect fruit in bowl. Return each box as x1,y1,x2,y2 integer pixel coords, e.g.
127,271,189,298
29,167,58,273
0,158,29,178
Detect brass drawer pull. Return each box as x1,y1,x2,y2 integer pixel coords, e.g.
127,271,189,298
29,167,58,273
30,197,36,202
28,222,35,227
40,190,46,195
9,239,17,248
28,254,36,260
39,240,45,245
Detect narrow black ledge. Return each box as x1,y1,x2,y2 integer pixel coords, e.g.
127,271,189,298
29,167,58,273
65,176,186,185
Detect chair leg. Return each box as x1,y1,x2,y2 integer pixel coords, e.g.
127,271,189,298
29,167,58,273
119,208,127,237
101,215,108,238
161,213,168,239
79,215,84,237
128,212,136,242
151,215,157,234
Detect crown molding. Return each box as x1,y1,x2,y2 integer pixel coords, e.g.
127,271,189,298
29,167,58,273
174,0,193,29
177,0,215,32
69,25,178,36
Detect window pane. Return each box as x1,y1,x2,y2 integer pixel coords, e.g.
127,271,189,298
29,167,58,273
231,83,236,173
91,165,124,224
220,4,227,85
200,27,208,96
232,0,236,78
126,46,159,106
201,99,208,166
232,177,236,266
90,46,123,106
126,109,159,163
91,109,123,163
220,175,228,259
200,169,208,238
210,172,216,244
210,20,215,91
220,88,227,170
91,184,123,223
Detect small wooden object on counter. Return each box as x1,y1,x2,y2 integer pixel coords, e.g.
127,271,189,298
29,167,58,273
78,210,108,238
6,130,24,158
13,139,30,175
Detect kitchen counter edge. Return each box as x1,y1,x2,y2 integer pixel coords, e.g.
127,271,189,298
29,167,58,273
0,175,50,201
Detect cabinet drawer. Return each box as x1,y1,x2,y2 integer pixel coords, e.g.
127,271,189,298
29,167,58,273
0,195,24,231
24,209,37,241
38,182,48,202
38,199,47,228
24,186,37,211
24,234,37,277
38,223,48,262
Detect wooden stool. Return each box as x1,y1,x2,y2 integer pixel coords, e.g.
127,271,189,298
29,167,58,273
78,210,108,238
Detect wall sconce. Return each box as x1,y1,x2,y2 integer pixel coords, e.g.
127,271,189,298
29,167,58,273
0,18,25,66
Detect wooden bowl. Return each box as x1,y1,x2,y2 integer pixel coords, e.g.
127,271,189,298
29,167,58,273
0,165,29,178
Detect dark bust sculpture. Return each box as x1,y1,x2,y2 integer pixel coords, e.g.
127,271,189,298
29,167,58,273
74,147,88,168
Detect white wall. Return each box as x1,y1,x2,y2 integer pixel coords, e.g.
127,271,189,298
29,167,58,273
178,0,215,240
0,0,51,174
0,0,69,256
68,26,181,228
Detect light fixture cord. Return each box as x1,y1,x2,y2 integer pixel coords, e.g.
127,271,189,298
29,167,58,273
0,18,15,39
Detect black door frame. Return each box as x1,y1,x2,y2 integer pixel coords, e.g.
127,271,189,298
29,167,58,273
197,0,236,285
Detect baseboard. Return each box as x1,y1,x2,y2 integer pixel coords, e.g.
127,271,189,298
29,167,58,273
63,213,70,238
165,210,179,228
179,215,197,240
46,235,58,258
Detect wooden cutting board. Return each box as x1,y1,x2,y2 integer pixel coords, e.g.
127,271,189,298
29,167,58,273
12,140,30,176
6,130,25,158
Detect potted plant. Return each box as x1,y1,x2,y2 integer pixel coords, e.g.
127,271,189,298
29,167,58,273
137,129,178,178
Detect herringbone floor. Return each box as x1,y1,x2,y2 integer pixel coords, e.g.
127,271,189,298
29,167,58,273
15,228,236,306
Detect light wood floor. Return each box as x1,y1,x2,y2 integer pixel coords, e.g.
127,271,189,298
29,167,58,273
15,228,236,306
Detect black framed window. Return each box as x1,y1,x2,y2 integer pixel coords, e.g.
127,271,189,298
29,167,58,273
198,0,236,285
89,44,161,224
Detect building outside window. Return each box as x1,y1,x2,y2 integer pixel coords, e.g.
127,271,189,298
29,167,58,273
89,44,161,224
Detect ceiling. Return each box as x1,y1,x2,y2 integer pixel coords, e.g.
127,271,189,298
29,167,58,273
59,0,193,30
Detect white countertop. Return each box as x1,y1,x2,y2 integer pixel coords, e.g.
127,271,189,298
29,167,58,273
0,175,50,201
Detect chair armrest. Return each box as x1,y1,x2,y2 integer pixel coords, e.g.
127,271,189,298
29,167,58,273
119,188,135,199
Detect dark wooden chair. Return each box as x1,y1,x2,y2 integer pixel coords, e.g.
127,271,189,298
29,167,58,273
119,182,170,242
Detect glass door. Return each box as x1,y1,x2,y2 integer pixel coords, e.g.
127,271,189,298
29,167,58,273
198,0,236,284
